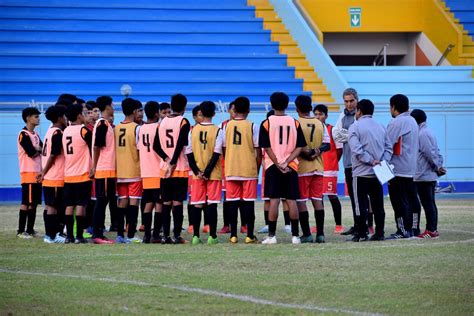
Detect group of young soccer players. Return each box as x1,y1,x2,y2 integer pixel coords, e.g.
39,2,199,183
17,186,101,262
16,88,444,244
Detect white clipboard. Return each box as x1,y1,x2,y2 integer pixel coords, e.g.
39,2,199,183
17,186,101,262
373,160,395,185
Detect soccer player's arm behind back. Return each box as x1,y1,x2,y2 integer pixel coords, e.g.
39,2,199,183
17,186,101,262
19,131,40,158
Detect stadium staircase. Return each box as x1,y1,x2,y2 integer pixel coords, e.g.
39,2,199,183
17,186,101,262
441,0,474,66
338,66,474,104
0,0,336,108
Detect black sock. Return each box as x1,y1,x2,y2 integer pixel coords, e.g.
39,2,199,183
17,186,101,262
283,210,290,226
268,220,277,237
315,209,325,236
162,204,172,237
140,199,145,226
192,206,202,237
57,206,65,235
187,203,193,227
241,201,255,238
203,204,209,226
76,215,84,239
65,214,74,239
86,200,95,228
329,196,342,225
49,214,58,239
152,212,163,239
291,219,299,237
143,212,152,239
264,210,269,226
368,211,374,227
172,204,184,238
127,205,139,239
43,209,48,237
18,210,28,234
299,211,311,237
238,201,246,228
117,207,126,237
26,207,37,233
229,201,239,237
93,198,107,238
206,204,218,238
223,201,230,227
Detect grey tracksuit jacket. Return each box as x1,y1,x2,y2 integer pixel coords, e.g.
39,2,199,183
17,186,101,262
414,122,444,182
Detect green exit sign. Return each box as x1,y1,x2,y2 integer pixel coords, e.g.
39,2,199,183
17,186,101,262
349,7,361,27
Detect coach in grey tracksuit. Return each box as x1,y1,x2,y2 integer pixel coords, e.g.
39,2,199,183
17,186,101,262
411,109,445,236
333,88,358,233
348,99,389,241
382,94,419,239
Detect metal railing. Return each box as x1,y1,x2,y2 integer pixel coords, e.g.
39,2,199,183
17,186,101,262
436,44,455,66
373,44,389,66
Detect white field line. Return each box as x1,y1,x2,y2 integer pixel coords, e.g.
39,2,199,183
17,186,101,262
0,268,383,316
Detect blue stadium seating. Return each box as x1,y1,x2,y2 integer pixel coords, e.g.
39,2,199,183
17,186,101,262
444,0,474,36
0,0,311,106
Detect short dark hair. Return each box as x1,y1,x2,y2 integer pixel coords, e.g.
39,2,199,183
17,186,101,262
410,109,427,125
390,94,409,113
199,101,216,118
171,94,187,113
313,104,328,116
234,96,250,114
76,98,86,105
121,98,137,116
56,98,73,108
192,105,201,117
144,101,159,120
159,102,170,111
65,103,83,122
86,100,98,109
57,93,77,104
270,92,289,111
228,101,235,110
96,96,112,112
45,105,66,123
357,99,375,116
22,107,40,123
266,109,275,118
295,95,312,113
85,103,93,111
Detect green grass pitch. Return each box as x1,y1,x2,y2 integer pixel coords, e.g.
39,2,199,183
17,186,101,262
1,197,473,315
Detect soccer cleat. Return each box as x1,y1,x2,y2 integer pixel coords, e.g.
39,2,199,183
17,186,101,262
126,237,142,244
139,224,145,232
43,236,54,244
17,232,32,239
187,225,193,234
207,236,219,245
229,236,238,244
161,236,173,244
142,236,151,244
74,237,88,244
218,226,231,234
93,237,114,244
349,235,369,242
108,225,118,232
416,230,440,239
53,234,66,244
292,236,301,244
385,232,409,240
284,225,292,234
244,236,258,244
257,225,269,234
202,225,210,234
315,235,326,244
310,226,317,234
369,234,385,241
368,226,375,235
341,226,355,236
26,230,39,238
86,226,94,235
115,236,127,244
83,232,92,239
300,235,313,243
192,236,203,245
240,225,248,234
333,225,344,234
261,236,277,244
64,237,75,244
173,236,187,244
151,236,163,244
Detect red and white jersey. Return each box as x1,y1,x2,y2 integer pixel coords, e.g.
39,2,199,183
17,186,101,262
322,124,342,176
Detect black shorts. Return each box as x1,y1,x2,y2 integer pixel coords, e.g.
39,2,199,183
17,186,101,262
264,165,300,200
43,186,64,208
95,178,117,199
21,183,42,206
64,181,92,207
142,188,162,204
161,177,188,202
